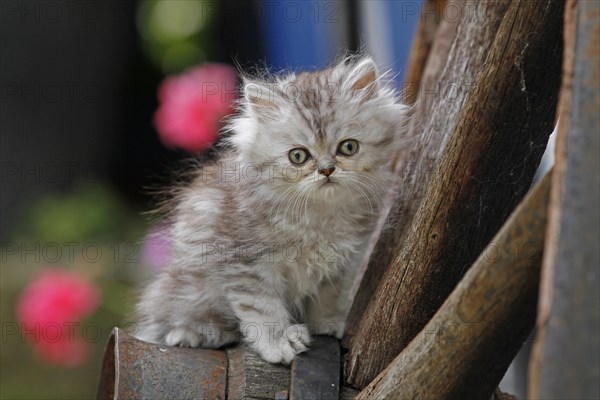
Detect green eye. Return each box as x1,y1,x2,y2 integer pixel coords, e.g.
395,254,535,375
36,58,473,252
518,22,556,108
289,148,310,164
338,139,359,156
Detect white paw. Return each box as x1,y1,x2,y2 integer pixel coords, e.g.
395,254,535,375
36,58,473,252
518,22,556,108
165,327,201,347
312,320,346,339
252,324,311,364
317,320,346,339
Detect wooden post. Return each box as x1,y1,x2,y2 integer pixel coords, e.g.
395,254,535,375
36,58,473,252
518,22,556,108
356,173,551,400
528,0,600,397
345,0,487,343
346,0,563,388
402,0,447,104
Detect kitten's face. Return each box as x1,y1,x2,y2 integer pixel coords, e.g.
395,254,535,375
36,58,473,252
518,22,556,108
230,57,407,209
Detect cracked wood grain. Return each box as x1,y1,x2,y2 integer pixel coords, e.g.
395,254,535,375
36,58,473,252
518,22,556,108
346,0,563,389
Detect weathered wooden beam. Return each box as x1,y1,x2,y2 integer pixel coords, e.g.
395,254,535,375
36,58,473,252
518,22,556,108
528,0,600,397
344,0,465,344
402,0,447,104
355,172,551,400
97,330,349,399
227,344,290,400
346,0,563,388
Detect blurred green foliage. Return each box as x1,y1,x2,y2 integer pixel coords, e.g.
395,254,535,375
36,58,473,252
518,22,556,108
137,0,216,73
24,184,140,243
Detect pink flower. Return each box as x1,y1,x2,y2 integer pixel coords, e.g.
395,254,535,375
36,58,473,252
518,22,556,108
154,63,238,153
142,223,171,272
16,268,101,367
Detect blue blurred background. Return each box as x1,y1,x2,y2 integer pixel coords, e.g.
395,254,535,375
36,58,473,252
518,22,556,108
0,1,420,398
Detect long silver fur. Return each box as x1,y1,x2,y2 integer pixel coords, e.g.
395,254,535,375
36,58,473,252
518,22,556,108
135,56,409,364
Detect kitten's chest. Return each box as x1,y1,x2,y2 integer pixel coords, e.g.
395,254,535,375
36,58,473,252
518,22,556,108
249,195,376,293
278,201,372,237
279,218,368,292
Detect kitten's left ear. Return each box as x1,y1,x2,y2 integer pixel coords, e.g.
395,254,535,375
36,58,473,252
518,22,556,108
346,58,378,101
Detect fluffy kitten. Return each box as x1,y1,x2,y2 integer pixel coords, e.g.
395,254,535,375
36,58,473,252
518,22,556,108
135,56,408,364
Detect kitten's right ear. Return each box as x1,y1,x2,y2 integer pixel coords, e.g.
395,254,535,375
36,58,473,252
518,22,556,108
345,57,379,102
243,80,279,112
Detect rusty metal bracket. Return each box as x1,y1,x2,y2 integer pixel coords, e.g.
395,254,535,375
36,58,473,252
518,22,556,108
97,328,227,399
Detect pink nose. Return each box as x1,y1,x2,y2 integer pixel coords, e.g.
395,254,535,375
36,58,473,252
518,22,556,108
319,166,335,177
